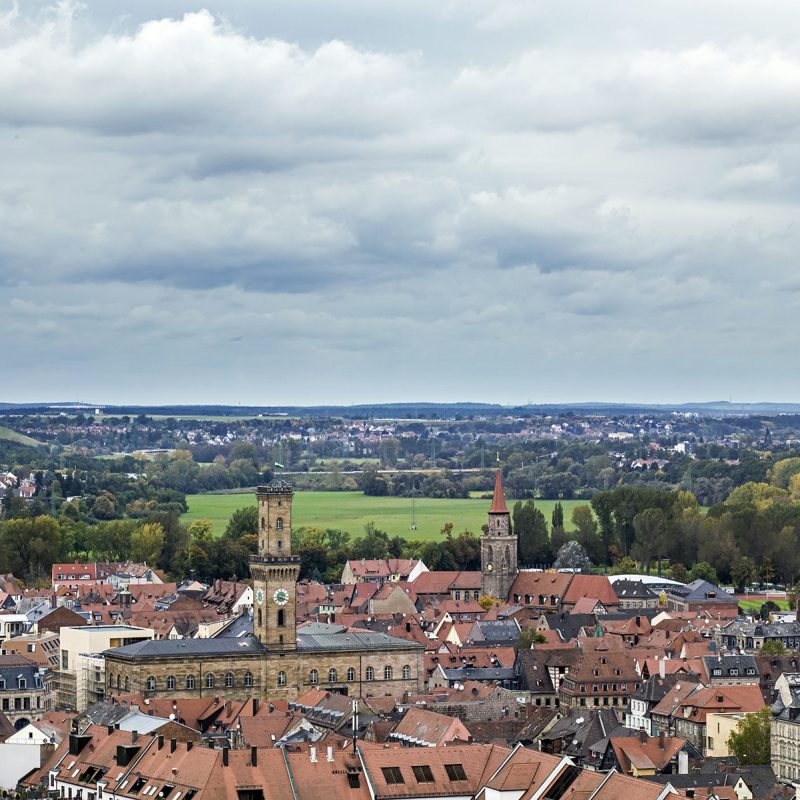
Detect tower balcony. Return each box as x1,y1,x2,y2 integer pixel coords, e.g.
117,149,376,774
250,554,301,565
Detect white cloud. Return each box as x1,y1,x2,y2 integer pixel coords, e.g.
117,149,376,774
1,1,799,403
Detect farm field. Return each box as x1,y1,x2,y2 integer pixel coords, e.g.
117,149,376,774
182,491,587,540
0,425,44,448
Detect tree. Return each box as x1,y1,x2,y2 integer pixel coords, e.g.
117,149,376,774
91,493,117,521
516,628,546,650
131,522,165,566
515,501,550,567
478,595,499,611
668,563,689,583
689,561,719,585
760,638,787,656
727,707,771,765
731,556,757,593
225,506,258,539
632,508,668,574
551,502,564,531
591,493,616,565
609,556,637,575
554,541,592,572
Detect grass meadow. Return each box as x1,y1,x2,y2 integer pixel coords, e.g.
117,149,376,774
182,490,586,541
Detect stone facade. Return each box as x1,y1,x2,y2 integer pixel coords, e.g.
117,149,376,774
480,470,518,600
104,480,423,702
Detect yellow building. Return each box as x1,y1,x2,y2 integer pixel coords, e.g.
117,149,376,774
705,712,747,757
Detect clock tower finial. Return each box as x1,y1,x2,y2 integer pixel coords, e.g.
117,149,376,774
251,479,300,656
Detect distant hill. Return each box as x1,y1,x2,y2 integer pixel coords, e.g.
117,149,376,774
1,400,800,418
0,425,45,448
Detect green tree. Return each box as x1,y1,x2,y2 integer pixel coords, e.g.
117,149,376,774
731,556,757,593
551,502,564,531
668,562,689,583
727,707,771,765
515,501,550,566
632,507,668,574
760,639,787,656
1,515,61,583
225,506,258,539
131,522,165,566
516,628,547,650
91,493,117,521
591,492,616,565
689,561,719,585
608,555,637,575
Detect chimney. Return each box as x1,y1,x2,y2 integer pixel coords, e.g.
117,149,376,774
686,790,695,799
157,735,164,750
107,724,114,735
253,698,260,715
310,746,317,763
222,747,229,767
659,657,665,679
131,730,138,744
170,739,177,753
69,732,92,756
327,745,334,762
187,740,193,751
659,730,665,749
251,746,258,767
639,729,647,743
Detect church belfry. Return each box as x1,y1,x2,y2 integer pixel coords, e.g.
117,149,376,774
250,479,300,652
480,469,517,600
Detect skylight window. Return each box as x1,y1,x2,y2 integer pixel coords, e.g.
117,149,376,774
382,767,405,785
445,764,468,781
412,765,435,783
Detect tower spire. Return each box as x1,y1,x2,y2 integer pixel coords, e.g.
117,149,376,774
489,468,508,514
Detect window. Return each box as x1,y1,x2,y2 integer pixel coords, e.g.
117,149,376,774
445,764,468,781
146,676,156,691
225,672,234,688
277,671,286,686
366,666,374,681
384,666,393,680
381,767,404,785
244,672,253,687
347,667,356,682
187,675,195,689
455,591,461,600
166,675,176,691
328,668,337,683
277,610,285,628
61,650,69,670
205,673,215,689
310,669,318,685
276,518,284,531
257,609,262,628
402,664,410,680
412,765,435,783
125,676,130,692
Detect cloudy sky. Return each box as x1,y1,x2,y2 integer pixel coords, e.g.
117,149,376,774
2,1,799,406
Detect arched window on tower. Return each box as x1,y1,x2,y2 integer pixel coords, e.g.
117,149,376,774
261,517,265,529
276,518,284,531
277,609,285,627
258,609,262,628
487,545,494,562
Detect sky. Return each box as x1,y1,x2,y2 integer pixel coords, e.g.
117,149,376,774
2,0,800,406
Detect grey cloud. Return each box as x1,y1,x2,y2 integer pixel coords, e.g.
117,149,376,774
1,2,800,403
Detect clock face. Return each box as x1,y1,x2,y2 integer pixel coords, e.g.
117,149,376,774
273,588,290,606
486,562,493,572
256,588,264,606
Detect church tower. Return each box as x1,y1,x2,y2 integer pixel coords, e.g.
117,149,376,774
480,469,517,600
250,479,300,652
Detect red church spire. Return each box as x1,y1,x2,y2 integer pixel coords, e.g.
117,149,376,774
488,468,508,514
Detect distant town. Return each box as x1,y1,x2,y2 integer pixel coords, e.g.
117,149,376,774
0,404,799,798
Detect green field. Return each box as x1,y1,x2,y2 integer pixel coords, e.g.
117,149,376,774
737,598,791,613
182,491,586,540
0,425,44,448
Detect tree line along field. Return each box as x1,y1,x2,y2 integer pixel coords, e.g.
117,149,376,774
182,491,587,541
